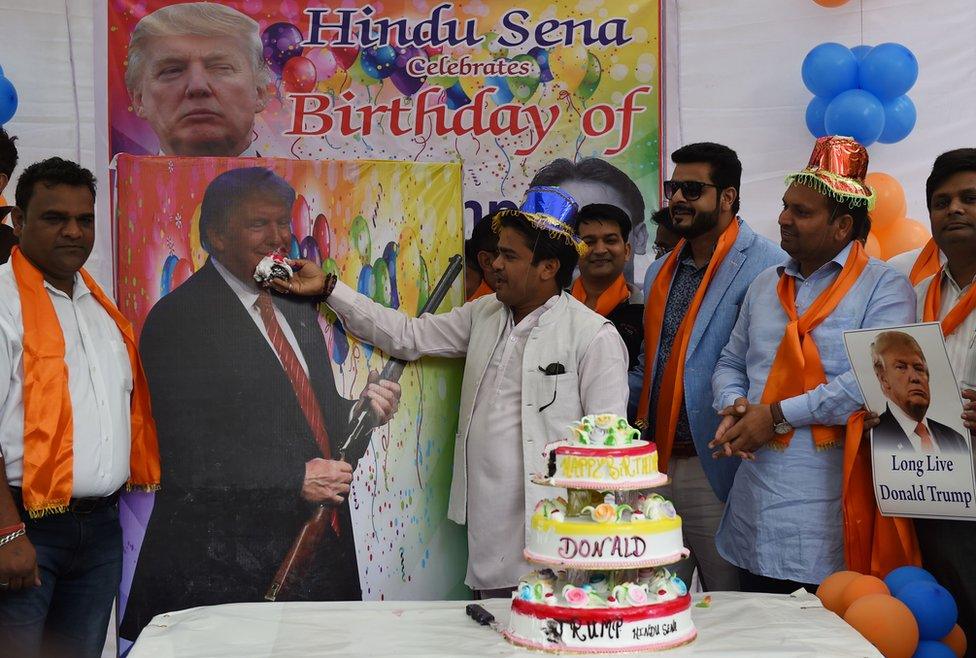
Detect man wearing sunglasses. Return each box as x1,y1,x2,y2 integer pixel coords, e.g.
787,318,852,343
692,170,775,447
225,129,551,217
629,142,784,593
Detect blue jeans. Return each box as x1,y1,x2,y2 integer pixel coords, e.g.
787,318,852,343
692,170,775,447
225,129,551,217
0,503,122,658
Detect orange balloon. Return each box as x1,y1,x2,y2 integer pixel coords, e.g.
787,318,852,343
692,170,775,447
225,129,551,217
867,172,908,233
813,0,850,5
844,594,919,658
817,570,861,615
865,233,882,258
838,575,889,616
875,217,932,259
942,624,967,658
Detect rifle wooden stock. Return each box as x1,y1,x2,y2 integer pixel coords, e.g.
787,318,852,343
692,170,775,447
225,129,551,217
265,505,329,601
264,254,463,602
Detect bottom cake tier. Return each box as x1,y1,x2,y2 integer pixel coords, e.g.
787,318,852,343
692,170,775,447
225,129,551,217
505,594,696,653
503,568,696,654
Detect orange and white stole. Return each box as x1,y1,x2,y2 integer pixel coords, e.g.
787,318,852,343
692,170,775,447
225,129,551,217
909,238,941,286
760,241,869,449
921,267,976,334
11,247,160,517
635,219,739,472
570,274,630,317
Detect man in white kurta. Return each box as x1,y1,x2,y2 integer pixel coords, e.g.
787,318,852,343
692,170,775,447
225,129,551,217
289,202,629,594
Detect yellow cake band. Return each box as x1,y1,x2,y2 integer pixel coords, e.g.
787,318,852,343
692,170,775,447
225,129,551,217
531,515,681,536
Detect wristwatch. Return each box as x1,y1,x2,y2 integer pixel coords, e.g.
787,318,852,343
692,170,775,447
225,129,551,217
771,402,793,435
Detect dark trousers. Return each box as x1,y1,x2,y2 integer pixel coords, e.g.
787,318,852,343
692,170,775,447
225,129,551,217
916,518,976,658
738,568,817,595
0,502,122,658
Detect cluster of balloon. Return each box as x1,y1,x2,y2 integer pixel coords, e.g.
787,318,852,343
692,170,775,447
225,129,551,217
864,172,930,259
817,566,965,658
803,42,918,146
0,65,17,125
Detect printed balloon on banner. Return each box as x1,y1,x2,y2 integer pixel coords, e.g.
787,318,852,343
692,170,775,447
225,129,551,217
372,257,392,306
509,54,542,102
262,22,304,76
529,46,554,83
188,204,207,270
360,45,398,80
576,51,603,100
549,43,589,91
486,75,514,105
305,47,338,82
330,43,360,71
300,235,321,265
349,214,372,262
291,194,311,241
312,213,331,260
383,241,400,310
390,45,427,96
282,56,316,93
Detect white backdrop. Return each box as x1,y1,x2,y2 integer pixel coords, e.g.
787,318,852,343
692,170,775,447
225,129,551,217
1,0,975,290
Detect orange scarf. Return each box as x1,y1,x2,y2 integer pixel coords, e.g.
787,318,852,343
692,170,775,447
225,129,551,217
466,279,494,302
11,247,160,517
921,267,976,336
843,411,921,575
570,274,630,317
761,241,869,449
909,238,941,286
635,219,740,472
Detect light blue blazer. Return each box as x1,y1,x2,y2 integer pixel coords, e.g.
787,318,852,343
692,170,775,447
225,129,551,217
628,219,786,501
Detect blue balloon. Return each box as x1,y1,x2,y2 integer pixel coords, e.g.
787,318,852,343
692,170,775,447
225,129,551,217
805,96,831,137
288,235,301,259
911,640,956,658
360,45,398,79
859,42,918,100
0,76,18,125
824,89,885,146
486,75,514,104
884,565,937,596
896,581,958,641
851,45,873,62
879,95,917,144
802,43,859,98
160,254,179,297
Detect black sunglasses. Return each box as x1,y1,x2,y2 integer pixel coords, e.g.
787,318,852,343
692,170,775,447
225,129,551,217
663,179,720,202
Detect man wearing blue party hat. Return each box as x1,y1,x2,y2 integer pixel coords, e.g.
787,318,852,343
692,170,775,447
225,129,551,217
284,186,629,597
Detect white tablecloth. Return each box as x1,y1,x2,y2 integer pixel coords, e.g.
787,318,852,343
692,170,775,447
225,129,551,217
127,592,882,657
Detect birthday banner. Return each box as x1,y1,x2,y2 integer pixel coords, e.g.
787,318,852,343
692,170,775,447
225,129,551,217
113,156,467,643
101,0,662,231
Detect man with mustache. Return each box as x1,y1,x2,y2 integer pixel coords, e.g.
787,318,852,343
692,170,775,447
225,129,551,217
870,331,967,453
571,203,644,369
124,3,269,157
627,142,784,592
710,136,916,593
281,187,629,598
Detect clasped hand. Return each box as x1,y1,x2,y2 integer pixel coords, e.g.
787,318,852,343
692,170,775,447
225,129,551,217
709,397,775,460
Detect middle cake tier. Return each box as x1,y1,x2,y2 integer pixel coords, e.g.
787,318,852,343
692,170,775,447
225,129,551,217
525,495,689,570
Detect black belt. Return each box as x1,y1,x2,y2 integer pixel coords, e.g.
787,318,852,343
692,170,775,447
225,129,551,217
8,487,121,514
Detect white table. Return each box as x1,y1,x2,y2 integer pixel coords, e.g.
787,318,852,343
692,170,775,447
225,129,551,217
127,592,882,657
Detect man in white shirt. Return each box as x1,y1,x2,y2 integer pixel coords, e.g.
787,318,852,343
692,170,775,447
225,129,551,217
125,3,269,157
0,158,158,658
282,187,630,597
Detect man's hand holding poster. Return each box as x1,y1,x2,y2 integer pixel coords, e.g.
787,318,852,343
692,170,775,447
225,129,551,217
845,322,976,520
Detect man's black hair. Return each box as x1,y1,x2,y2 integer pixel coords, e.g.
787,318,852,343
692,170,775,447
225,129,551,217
574,203,632,242
15,157,96,213
926,148,976,208
671,142,742,214
0,128,18,180
495,212,579,289
464,216,499,276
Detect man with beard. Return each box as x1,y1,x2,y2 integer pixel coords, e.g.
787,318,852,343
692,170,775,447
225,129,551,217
710,136,916,592
627,142,784,591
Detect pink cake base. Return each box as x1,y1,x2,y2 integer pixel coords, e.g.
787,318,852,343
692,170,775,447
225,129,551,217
503,629,698,654
524,547,690,570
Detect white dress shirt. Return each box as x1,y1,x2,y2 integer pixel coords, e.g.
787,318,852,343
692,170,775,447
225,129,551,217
0,262,133,497
887,402,934,452
915,269,976,385
211,258,309,375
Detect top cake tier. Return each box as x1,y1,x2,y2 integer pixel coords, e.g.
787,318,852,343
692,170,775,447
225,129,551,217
536,414,668,491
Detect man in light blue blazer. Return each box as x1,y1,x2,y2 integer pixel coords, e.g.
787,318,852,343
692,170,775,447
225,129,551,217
629,142,785,592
